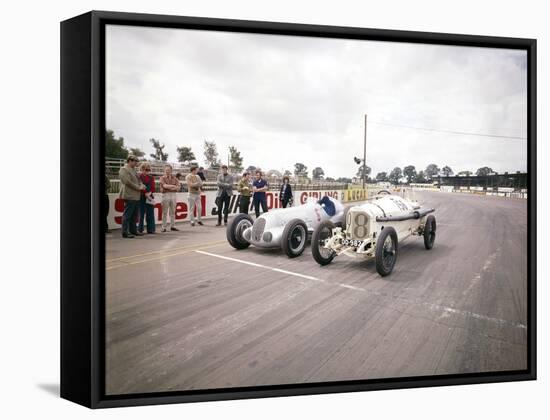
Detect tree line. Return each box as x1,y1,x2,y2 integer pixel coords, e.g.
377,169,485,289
370,164,497,185
105,129,245,171
106,129,332,180
106,129,498,182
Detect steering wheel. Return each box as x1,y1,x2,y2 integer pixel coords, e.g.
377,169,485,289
377,189,392,195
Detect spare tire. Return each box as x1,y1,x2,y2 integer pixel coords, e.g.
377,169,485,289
226,213,253,250
281,219,308,258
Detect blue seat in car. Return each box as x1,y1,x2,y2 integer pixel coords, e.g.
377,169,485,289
318,196,336,216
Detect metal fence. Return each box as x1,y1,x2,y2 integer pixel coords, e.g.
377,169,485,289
106,178,349,194
106,158,218,179
105,158,350,193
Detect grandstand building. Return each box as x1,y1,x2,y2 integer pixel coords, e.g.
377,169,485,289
437,172,527,191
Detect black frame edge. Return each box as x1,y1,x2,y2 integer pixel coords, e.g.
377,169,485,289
527,38,537,380
60,11,94,408
90,9,535,47
94,371,535,408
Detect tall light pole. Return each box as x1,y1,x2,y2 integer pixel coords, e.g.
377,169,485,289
363,113,367,189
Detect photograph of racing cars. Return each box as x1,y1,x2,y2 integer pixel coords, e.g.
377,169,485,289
226,195,345,257
104,22,530,397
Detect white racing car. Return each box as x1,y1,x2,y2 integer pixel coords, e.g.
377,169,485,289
226,196,345,258
311,190,436,276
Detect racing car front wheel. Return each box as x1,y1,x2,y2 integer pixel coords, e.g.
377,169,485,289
423,215,436,250
226,213,253,250
281,219,308,258
375,227,398,276
312,220,336,266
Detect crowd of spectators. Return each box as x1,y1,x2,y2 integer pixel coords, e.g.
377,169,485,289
107,156,280,237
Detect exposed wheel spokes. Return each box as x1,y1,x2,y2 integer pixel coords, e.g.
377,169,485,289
311,220,337,266
317,226,334,259
382,236,395,268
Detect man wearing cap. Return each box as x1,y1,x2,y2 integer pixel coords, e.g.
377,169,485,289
185,165,203,226
118,155,146,238
216,165,233,226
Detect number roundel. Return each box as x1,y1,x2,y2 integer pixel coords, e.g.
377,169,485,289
353,213,368,238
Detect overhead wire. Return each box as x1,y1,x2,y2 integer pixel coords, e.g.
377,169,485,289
369,120,526,140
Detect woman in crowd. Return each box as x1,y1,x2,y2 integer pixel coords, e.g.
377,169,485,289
279,176,293,208
237,172,251,214
138,162,156,234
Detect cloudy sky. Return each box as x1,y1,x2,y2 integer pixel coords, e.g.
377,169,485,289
106,24,527,178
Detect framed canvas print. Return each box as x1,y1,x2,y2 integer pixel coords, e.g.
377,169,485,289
60,11,536,408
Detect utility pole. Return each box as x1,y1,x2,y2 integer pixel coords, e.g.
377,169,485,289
363,113,367,189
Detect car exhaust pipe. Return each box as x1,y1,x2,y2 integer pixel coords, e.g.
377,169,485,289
376,208,435,222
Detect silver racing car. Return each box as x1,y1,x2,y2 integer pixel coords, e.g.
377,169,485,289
311,190,436,276
226,196,345,258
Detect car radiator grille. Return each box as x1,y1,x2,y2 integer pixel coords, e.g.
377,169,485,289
252,217,266,242
347,210,369,240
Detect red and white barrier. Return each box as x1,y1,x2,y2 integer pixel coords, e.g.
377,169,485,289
106,189,346,229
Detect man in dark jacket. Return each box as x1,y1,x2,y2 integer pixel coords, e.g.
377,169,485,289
197,167,206,181
216,165,233,226
279,176,293,208
118,156,146,238
252,170,269,218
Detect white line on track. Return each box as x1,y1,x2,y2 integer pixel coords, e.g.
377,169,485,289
337,283,366,292
195,250,526,330
195,250,325,282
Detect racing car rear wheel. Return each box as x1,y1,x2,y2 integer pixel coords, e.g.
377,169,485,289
375,227,398,276
226,213,253,250
281,219,308,258
312,220,336,265
423,215,436,250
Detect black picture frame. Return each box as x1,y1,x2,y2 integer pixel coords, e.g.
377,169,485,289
60,10,537,409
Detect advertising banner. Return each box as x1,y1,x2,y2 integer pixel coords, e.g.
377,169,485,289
106,188,350,229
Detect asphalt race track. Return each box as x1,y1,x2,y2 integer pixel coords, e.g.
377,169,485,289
105,191,528,395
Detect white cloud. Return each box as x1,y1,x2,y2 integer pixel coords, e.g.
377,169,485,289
106,25,527,177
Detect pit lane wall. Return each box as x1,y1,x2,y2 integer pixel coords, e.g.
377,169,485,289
106,187,368,230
